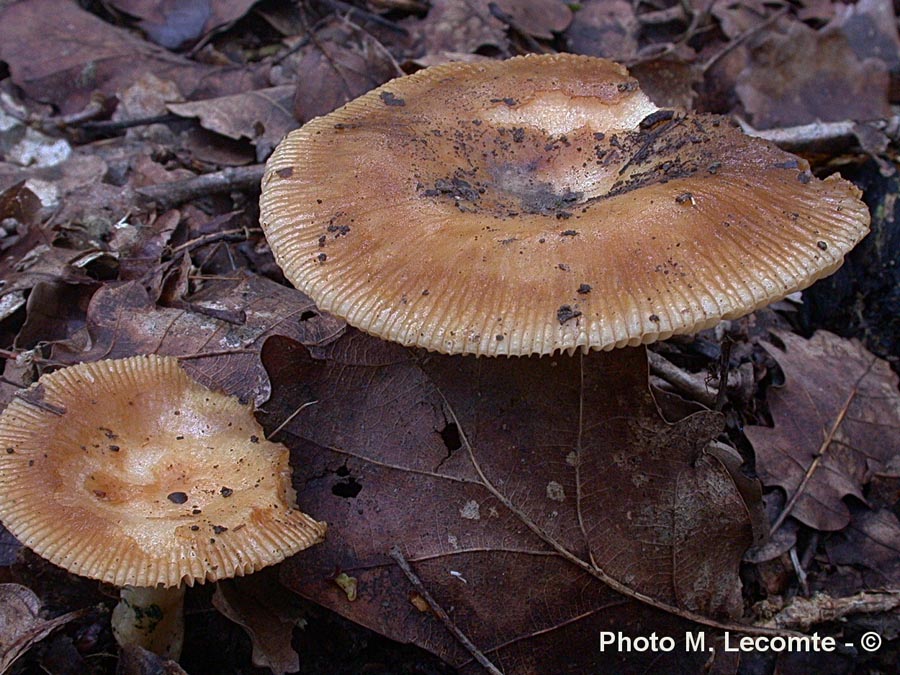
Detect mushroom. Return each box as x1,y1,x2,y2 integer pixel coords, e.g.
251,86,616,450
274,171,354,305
0,355,326,658
259,54,869,356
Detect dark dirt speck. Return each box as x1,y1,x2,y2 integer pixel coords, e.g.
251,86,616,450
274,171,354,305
379,91,405,106
557,305,581,324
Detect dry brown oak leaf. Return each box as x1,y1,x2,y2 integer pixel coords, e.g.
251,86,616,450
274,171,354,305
50,275,344,403
746,330,900,532
0,0,268,114
0,584,86,673
263,331,761,675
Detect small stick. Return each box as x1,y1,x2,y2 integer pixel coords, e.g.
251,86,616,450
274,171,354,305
714,339,732,411
390,546,504,675
647,350,718,408
269,400,319,440
136,165,266,210
702,8,788,73
760,590,900,631
168,227,261,255
80,113,182,135
742,116,899,154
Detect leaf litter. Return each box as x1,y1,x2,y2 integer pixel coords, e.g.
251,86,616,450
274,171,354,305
260,331,761,673
0,0,897,673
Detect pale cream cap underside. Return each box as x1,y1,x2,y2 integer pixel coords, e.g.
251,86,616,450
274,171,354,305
0,355,326,588
260,54,870,356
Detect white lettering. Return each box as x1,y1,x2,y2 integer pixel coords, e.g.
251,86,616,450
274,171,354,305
599,632,615,650
685,631,706,652
722,632,838,653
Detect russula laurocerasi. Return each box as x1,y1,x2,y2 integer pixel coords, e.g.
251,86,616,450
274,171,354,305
259,54,869,357
0,355,326,658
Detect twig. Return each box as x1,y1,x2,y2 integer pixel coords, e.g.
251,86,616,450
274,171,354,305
647,350,718,408
168,227,261,255
702,7,789,73
789,547,809,597
742,116,900,153
80,113,182,135
323,0,410,34
136,165,266,210
714,339,732,411
269,400,319,440
760,591,900,631
638,5,687,25
175,348,258,361
14,386,66,415
0,93,106,134
389,546,504,675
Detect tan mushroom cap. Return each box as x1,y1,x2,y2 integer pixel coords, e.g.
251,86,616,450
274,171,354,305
260,54,870,356
0,355,326,588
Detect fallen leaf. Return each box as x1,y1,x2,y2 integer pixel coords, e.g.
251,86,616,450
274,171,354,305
116,644,189,675
735,19,891,128
0,527,21,568
109,0,261,50
52,274,344,403
565,0,639,61
826,507,900,587
263,331,759,673
0,0,268,114
212,571,304,675
168,86,296,161
112,73,184,125
0,182,40,233
492,0,572,40
743,493,798,564
410,0,508,55
290,19,401,125
630,55,701,109
746,331,900,531
711,0,774,40
0,583,85,674
828,0,900,75
14,282,97,351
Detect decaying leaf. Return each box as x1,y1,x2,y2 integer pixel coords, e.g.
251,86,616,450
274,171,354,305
52,275,344,403
108,0,261,50
825,507,900,587
829,0,900,75
289,19,402,125
0,0,268,114
564,0,638,61
0,583,85,674
167,86,296,161
262,331,760,673
746,330,900,532
117,644,189,675
491,0,572,40
0,526,22,568
410,0,509,55
736,19,891,128
213,571,305,675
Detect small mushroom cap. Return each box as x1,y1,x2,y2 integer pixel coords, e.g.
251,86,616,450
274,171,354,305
0,356,326,588
260,54,870,356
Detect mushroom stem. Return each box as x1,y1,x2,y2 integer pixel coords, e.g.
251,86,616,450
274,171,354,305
111,585,186,659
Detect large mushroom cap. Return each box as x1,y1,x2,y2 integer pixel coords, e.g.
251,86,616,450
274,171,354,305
260,54,870,357
0,356,326,588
